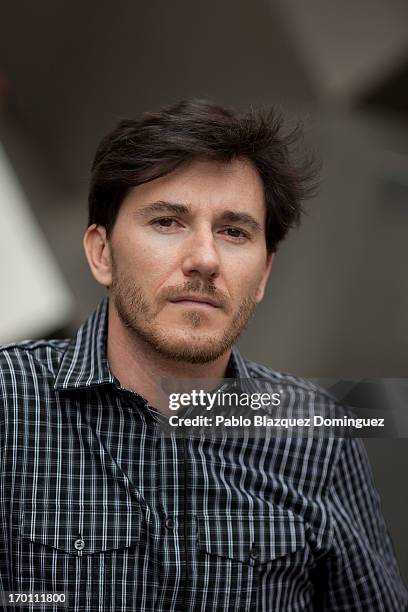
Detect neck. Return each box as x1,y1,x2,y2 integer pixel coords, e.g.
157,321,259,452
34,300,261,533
106,302,231,415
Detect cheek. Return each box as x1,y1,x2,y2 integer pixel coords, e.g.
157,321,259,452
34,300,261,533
224,253,267,299
121,237,179,285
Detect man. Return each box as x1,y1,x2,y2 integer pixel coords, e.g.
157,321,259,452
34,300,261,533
0,99,406,611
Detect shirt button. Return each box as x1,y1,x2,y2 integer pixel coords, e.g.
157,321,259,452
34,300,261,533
249,546,259,560
74,538,85,551
165,517,174,530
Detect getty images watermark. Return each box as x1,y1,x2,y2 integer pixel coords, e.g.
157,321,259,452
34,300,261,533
168,388,282,412
155,378,403,438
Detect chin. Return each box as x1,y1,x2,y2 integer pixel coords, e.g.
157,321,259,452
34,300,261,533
152,330,230,364
165,332,221,351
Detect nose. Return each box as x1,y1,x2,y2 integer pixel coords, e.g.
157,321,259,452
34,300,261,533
181,227,220,281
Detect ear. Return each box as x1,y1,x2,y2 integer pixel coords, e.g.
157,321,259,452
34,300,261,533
83,224,113,287
254,254,274,303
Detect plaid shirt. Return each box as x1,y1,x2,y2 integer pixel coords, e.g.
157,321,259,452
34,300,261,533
0,296,407,611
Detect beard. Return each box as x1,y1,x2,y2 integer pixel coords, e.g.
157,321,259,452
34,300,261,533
110,259,258,365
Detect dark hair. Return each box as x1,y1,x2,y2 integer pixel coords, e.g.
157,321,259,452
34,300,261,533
88,99,318,253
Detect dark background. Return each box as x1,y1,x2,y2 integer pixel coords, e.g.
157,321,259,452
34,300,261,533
1,0,408,583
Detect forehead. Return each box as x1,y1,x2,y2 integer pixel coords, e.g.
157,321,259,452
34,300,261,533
120,158,266,219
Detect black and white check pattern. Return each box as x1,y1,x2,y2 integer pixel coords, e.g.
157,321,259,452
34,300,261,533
0,296,407,611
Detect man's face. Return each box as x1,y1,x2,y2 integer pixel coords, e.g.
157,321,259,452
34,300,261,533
106,158,272,364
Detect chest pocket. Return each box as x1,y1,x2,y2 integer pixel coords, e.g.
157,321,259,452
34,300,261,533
195,509,309,611
17,503,142,608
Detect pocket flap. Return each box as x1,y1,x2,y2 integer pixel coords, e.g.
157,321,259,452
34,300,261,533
21,504,141,555
197,509,306,564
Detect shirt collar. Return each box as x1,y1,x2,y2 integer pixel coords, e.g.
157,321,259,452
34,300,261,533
54,295,250,391
54,295,114,391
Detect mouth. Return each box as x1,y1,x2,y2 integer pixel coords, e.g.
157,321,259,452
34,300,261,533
168,296,221,309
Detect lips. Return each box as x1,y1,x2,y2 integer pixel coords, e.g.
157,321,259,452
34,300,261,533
169,296,220,308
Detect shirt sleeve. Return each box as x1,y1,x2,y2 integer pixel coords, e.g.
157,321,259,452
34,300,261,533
321,437,408,611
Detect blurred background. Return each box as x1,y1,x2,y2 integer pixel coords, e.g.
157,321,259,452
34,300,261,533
1,0,407,582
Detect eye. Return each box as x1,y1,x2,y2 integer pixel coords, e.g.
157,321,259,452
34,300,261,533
220,227,250,241
150,217,182,230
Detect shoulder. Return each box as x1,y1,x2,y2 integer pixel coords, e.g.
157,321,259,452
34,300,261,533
0,338,70,438
238,356,354,494
242,355,338,405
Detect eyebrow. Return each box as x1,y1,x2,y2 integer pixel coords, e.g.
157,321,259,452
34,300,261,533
219,210,262,232
135,200,190,217
135,200,262,232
